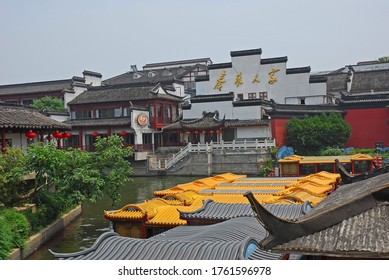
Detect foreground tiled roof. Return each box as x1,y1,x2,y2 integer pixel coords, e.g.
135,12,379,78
246,172,389,258
0,103,71,130
273,204,389,258
51,217,292,260
179,200,312,221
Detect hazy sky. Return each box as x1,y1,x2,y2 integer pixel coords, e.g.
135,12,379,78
1,0,388,85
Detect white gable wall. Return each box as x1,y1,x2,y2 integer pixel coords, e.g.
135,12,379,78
196,50,327,105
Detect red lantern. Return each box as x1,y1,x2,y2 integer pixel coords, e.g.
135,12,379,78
210,130,214,135
202,130,206,135
216,130,220,134
62,132,72,139
25,131,36,139
194,131,199,134
186,131,191,135
53,131,63,139
92,132,99,137
119,131,127,137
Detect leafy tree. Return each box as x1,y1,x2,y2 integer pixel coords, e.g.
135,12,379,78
378,56,389,63
0,135,133,207
285,113,351,155
31,96,66,112
0,149,30,207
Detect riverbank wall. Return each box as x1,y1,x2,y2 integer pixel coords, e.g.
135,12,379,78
9,205,82,260
131,150,270,176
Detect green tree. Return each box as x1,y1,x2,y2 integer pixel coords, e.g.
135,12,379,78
378,56,389,63
0,149,30,207
285,113,351,155
31,96,66,112
0,135,133,207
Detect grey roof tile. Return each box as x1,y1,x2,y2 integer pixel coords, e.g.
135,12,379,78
0,79,72,95
0,103,71,130
51,217,295,260
68,84,182,105
179,200,312,221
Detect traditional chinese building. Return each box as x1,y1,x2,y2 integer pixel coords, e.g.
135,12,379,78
64,82,183,160
163,48,328,145
104,58,211,96
0,102,71,152
0,70,102,107
316,61,389,148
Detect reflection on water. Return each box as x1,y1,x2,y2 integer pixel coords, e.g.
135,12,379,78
27,176,201,260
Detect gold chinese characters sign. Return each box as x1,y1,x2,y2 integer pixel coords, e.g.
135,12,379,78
214,71,226,91
137,114,148,126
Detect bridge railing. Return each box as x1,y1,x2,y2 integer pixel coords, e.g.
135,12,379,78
148,139,275,171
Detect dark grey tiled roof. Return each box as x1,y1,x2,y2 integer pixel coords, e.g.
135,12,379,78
68,84,182,105
143,58,211,69
152,217,265,242
104,63,208,85
265,103,345,118
230,48,262,57
191,92,234,103
339,92,389,105
0,103,71,130
64,117,133,128
163,116,269,131
350,70,389,92
51,217,290,260
0,79,73,95
273,204,389,258
163,112,224,131
232,98,273,107
286,67,311,74
225,119,270,127
261,56,288,64
179,200,312,221
249,172,389,258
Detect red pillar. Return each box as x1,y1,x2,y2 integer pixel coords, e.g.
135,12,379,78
1,129,6,153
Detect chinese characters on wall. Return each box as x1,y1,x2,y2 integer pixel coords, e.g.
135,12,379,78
213,68,280,91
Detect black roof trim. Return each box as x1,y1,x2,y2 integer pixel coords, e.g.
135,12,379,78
286,67,311,74
191,92,234,103
261,57,288,65
83,70,102,78
208,63,232,70
309,75,327,83
195,75,210,82
72,76,85,83
230,48,262,57
233,99,273,107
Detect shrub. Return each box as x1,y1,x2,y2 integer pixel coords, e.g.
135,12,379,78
0,209,29,248
0,209,29,260
258,158,274,177
0,217,13,260
319,147,342,156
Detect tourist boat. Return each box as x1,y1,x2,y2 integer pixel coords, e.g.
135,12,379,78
277,154,375,177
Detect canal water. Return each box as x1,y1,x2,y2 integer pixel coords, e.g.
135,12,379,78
27,176,201,260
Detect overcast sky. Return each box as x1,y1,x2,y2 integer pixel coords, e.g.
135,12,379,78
1,0,388,85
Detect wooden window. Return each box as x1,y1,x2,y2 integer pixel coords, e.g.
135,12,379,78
259,92,268,100
281,163,299,176
299,164,316,175
237,94,244,100
317,163,335,173
248,92,256,99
